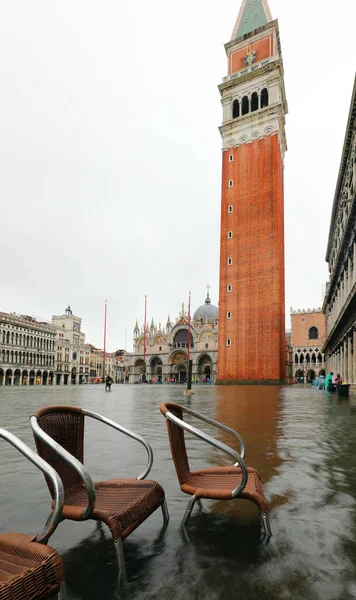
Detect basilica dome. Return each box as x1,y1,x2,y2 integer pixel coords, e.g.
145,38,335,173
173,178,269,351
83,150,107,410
193,293,218,322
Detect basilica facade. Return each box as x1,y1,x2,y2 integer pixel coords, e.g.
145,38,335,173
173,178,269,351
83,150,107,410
125,292,218,384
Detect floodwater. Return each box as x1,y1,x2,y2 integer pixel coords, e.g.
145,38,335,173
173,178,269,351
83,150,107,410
1,384,356,600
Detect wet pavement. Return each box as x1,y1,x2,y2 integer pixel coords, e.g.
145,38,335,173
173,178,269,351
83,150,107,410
1,384,356,599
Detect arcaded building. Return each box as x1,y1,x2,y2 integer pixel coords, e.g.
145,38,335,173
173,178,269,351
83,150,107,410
323,77,356,383
217,0,287,384
125,292,218,384
0,312,57,385
291,308,326,382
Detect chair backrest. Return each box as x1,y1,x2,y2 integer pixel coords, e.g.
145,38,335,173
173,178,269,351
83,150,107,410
0,427,64,543
32,405,85,499
160,402,191,485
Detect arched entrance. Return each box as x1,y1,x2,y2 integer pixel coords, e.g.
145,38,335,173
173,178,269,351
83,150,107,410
150,357,163,382
134,359,146,383
71,367,77,384
22,370,28,385
42,370,48,385
48,371,54,385
307,370,315,383
29,370,35,385
169,351,188,383
175,364,187,383
14,369,21,386
295,369,304,383
0,369,4,386
197,354,213,383
36,370,42,385
5,369,12,385
319,369,326,377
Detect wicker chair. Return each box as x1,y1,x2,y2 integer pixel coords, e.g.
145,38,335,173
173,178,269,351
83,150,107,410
160,402,271,536
0,428,66,600
30,405,169,575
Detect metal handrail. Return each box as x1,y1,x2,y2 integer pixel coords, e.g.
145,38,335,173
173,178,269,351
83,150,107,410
30,416,96,520
180,406,245,461
0,428,64,544
165,411,248,498
82,409,153,480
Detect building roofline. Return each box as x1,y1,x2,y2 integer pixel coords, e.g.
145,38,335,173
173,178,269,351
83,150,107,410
326,74,356,262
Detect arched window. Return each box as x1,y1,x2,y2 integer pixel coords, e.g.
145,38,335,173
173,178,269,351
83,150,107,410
308,327,319,340
306,353,310,363
294,354,299,363
242,96,249,116
6,332,9,344
232,99,240,119
299,354,304,364
251,92,258,112
261,88,269,108
311,353,316,364
317,353,322,363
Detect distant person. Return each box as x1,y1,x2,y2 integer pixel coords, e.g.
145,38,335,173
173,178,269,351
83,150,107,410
105,375,113,391
334,373,343,386
325,372,334,392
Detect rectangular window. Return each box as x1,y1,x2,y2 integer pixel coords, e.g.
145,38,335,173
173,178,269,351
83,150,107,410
227,311,232,319
227,338,232,347
228,231,233,239
228,180,233,188
228,257,232,265
228,206,233,214
227,285,232,292
229,154,234,162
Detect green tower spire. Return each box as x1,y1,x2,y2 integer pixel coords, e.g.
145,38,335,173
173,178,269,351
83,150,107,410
232,0,272,40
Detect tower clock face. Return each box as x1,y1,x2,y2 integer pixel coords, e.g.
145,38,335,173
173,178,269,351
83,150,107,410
72,352,77,361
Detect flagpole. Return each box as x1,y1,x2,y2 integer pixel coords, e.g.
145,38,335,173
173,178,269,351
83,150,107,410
185,290,194,396
187,290,191,361
103,299,107,382
143,295,147,382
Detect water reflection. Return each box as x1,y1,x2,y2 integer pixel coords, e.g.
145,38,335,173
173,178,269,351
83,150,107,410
1,385,356,598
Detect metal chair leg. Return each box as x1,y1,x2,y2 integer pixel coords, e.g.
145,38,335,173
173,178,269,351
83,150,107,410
161,498,170,524
114,538,126,579
261,511,272,537
182,496,196,528
58,580,67,600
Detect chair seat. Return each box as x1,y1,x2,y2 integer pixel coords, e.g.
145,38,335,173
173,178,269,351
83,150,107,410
63,479,165,540
0,532,64,600
181,466,267,511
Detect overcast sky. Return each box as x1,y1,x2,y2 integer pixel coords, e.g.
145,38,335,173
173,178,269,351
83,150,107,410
0,0,355,351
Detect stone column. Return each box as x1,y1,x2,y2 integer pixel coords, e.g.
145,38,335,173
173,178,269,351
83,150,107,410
344,339,348,380
340,344,344,379
348,334,353,384
353,329,356,385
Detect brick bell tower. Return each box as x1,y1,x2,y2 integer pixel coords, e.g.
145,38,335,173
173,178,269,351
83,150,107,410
217,0,288,384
